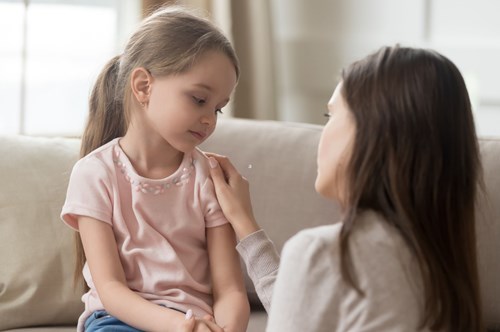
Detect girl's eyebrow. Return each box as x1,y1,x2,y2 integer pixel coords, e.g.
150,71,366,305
193,83,212,91
192,83,230,104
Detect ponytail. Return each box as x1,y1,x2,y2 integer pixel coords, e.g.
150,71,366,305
74,55,127,289
81,55,127,157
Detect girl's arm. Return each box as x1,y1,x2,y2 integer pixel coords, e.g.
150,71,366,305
207,223,250,332
79,216,217,332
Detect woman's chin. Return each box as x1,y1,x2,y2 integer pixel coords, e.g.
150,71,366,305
315,178,343,205
315,178,331,199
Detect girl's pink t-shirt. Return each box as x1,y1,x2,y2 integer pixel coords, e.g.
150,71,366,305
61,138,227,330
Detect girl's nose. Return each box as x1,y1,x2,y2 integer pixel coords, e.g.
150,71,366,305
200,110,217,125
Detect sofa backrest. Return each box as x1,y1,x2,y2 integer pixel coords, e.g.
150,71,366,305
1,118,499,330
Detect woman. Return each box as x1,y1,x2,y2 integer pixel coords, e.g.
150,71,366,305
207,45,483,331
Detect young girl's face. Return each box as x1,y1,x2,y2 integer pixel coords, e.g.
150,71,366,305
145,50,237,152
315,82,356,204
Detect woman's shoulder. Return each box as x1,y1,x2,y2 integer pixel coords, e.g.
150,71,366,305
351,210,408,253
288,223,342,247
281,211,413,277
282,224,343,269
351,210,422,295
284,211,407,256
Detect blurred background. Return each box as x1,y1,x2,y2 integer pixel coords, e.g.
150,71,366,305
1,0,499,136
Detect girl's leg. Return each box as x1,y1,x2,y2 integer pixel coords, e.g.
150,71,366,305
84,310,143,332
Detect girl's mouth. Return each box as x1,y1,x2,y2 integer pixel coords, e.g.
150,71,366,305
189,130,206,140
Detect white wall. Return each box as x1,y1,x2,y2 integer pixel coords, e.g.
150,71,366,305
271,0,500,136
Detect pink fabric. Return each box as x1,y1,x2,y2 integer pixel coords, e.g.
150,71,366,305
61,138,227,331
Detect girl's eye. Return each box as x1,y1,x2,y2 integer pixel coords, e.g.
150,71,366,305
215,109,223,115
193,96,206,105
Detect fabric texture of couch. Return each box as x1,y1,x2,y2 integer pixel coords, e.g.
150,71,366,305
1,118,499,331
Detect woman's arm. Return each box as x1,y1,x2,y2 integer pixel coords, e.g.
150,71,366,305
235,230,279,312
207,223,250,332
208,154,280,312
79,216,219,332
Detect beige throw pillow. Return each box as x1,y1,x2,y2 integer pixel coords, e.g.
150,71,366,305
0,135,83,330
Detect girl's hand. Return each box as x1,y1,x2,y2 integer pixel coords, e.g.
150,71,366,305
207,153,260,240
180,314,224,332
195,315,224,332
180,315,195,332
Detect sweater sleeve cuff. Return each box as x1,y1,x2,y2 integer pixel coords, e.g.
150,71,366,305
236,229,280,280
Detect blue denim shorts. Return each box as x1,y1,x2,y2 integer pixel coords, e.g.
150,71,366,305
84,310,142,332
84,306,185,331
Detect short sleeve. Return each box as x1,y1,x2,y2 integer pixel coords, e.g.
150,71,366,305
61,156,113,230
200,177,228,228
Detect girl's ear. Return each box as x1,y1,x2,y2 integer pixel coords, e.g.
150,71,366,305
130,67,152,106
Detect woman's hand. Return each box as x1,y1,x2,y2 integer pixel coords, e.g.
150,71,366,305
207,153,260,240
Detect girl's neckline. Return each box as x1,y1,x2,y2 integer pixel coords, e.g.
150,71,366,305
111,138,195,195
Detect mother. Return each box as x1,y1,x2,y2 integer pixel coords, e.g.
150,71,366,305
207,45,483,331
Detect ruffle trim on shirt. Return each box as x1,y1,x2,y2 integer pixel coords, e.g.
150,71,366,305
112,144,195,195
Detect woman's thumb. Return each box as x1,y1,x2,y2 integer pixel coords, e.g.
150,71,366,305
208,156,219,169
208,157,224,184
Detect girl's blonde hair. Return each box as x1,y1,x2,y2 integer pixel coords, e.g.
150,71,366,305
74,5,239,289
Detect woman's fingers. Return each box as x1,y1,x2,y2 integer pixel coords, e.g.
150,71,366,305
208,156,227,186
205,152,260,239
205,153,242,181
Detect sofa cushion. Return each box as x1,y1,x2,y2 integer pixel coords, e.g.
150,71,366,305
0,135,83,330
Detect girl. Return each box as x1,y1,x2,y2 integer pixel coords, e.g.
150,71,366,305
208,45,483,331
61,6,249,332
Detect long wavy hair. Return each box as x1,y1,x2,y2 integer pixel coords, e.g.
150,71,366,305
338,46,483,331
74,5,239,290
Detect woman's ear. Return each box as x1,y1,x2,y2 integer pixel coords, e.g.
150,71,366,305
130,67,152,106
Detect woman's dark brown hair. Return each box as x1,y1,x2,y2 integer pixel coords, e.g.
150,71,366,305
339,45,482,331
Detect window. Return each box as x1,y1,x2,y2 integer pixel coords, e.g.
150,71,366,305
0,0,140,136
270,0,500,136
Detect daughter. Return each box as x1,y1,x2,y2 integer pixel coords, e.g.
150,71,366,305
61,6,249,332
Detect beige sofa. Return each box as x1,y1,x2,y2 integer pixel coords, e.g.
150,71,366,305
1,118,499,332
